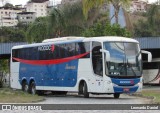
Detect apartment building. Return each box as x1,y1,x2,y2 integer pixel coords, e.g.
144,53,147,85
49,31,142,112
129,0,148,13
0,7,22,27
17,12,36,24
26,0,51,17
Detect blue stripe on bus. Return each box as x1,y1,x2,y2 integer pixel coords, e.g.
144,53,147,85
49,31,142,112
111,78,140,86
19,59,78,87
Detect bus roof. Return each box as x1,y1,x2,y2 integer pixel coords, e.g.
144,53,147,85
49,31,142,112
12,36,138,49
42,36,85,43
84,36,139,43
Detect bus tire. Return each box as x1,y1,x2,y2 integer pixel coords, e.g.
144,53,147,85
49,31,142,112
83,82,89,98
114,93,120,99
29,81,36,95
22,80,28,92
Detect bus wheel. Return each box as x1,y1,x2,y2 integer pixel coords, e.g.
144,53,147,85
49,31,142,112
83,82,89,98
114,93,120,99
22,81,28,92
29,81,36,95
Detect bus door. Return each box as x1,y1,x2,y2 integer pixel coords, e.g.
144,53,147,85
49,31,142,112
91,42,104,92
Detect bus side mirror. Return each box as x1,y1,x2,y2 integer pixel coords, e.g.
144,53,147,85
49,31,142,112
100,49,110,61
141,50,152,62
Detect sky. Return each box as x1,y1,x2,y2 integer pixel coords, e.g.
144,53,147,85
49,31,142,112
0,0,159,6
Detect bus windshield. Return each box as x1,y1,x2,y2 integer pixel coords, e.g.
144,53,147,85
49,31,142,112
104,42,142,77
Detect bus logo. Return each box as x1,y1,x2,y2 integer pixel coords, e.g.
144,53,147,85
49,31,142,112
130,80,134,85
120,80,134,84
38,45,55,52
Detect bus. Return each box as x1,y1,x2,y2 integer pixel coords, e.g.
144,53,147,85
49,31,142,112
143,59,160,85
10,36,150,98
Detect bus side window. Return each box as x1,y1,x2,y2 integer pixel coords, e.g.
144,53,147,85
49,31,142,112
92,42,103,76
77,42,90,58
12,49,18,62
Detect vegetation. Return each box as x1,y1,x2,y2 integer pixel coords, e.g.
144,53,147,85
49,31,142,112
0,59,9,88
26,17,49,43
0,88,44,103
82,22,131,37
0,27,26,42
134,90,160,104
133,4,160,37
141,90,160,104
82,0,131,24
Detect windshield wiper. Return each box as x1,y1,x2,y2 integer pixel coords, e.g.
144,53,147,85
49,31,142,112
127,59,137,76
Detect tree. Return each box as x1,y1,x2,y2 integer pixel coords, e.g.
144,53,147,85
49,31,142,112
147,4,160,36
26,17,49,43
49,2,87,37
133,4,160,37
133,19,152,37
0,59,9,88
0,27,26,42
82,22,131,37
49,8,66,37
82,0,131,24
4,3,14,8
49,1,107,38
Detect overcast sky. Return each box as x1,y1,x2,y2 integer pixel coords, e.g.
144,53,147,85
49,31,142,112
0,0,159,6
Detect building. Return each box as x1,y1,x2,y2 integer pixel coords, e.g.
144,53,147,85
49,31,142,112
26,0,51,17
129,0,148,13
61,0,81,4
17,12,36,24
0,7,23,27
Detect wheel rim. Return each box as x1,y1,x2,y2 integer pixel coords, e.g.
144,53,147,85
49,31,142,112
24,85,28,92
31,85,36,95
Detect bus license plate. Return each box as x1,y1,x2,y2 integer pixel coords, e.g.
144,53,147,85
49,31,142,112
123,88,129,92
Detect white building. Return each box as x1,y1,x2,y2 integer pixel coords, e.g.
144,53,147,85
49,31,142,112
17,12,36,24
61,0,81,4
129,0,148,13
26,0,51,17
0,7,22,27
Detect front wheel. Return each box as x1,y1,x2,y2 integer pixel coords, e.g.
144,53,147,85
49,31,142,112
114,93,120,99
83,82,89,98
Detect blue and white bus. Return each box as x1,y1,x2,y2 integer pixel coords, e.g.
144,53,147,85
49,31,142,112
10,36,148,98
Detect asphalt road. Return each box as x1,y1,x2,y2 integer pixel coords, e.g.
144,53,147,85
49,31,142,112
39,93,150,104
1,85,160,113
